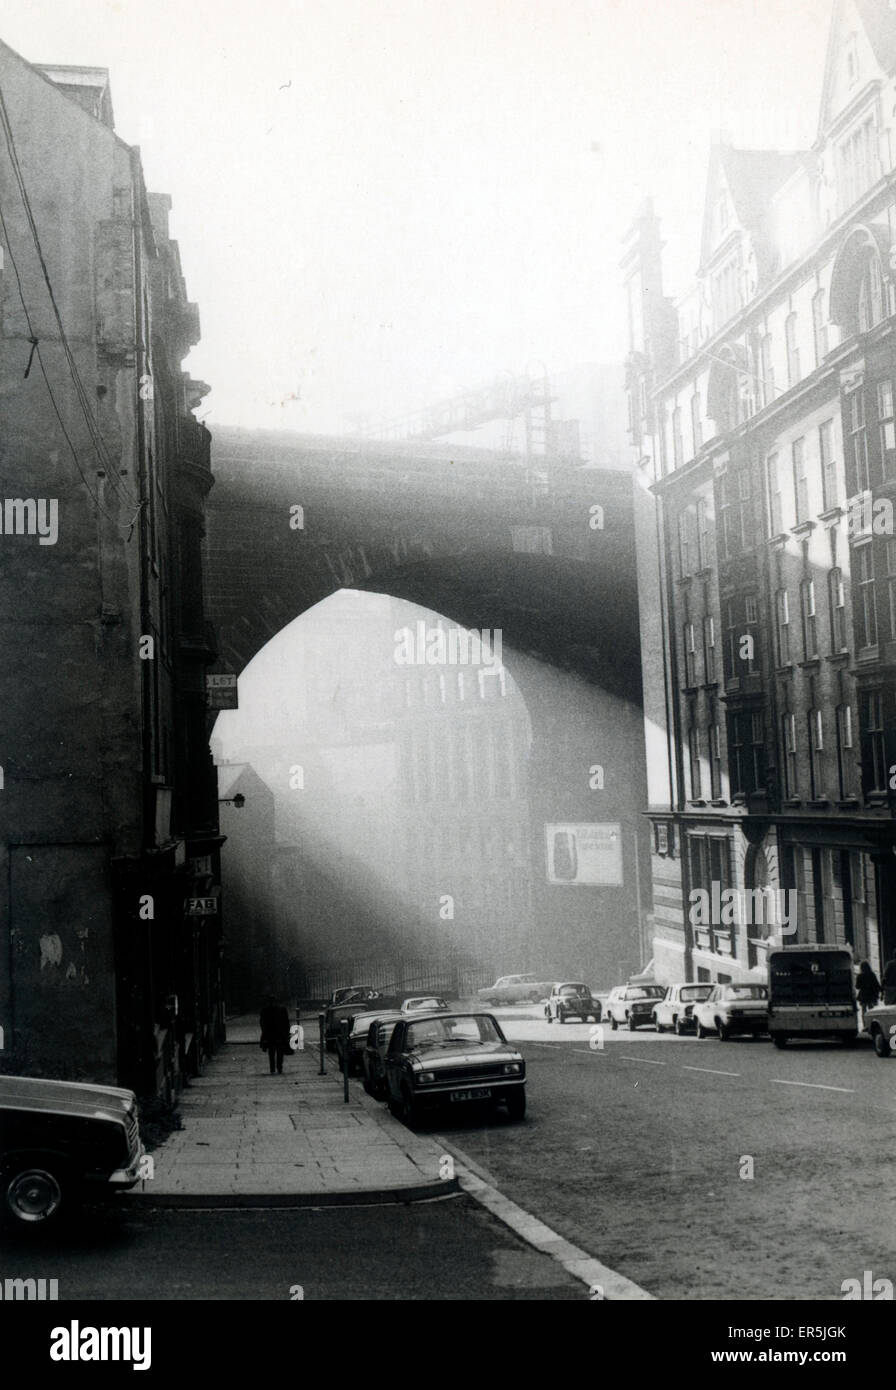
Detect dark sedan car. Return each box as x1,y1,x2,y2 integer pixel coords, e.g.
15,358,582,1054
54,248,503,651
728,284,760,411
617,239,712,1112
384,1011,526,1126
324,988,395,1049
1,1074,144,1226
362,1015,404,1099
336,1009,402,1076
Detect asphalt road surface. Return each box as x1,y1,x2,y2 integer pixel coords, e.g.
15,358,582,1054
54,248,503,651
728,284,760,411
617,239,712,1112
0,1193,584,1301
424,1015,896,1301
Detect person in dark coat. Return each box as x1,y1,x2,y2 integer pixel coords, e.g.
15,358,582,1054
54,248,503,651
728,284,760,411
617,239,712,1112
882,956,896,1007
856,960,881,1020
259,996,291,1074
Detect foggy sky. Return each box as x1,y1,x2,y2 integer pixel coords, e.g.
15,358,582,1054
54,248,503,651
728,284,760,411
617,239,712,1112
2,0,829,434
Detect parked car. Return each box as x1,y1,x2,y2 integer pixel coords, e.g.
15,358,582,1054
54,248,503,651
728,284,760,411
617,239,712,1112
324,988,395,1049
862,1001,896,1058
477,974,552,1005
652,982,714,1034
328,986,373,1006
545,982,601,1024
336,1009,401,1075
400,996,450,1014
604,984,665,1030
693,983,769,1039
384,1011,526,1125
767,945,858,1048
362,1015,404,1099
0,1074,144,1226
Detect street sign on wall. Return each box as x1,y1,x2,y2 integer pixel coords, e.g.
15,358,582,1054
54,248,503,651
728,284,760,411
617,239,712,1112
545,823,623,885
185,896,219,916
206,673,238,709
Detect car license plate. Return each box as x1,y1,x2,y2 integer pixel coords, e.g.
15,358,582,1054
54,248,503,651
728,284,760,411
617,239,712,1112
449,1088,489,1102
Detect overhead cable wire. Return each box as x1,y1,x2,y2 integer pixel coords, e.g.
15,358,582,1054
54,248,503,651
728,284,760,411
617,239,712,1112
0,193,139,531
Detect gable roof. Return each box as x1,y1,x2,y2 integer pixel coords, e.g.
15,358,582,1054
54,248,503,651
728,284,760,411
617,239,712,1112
699,142,810,273
853,0,896,70
816,0,896,142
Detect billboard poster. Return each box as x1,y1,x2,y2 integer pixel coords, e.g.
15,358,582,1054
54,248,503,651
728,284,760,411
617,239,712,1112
545,822,623,885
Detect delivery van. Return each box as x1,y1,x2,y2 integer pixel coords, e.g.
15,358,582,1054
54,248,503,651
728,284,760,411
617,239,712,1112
767,944,858,1048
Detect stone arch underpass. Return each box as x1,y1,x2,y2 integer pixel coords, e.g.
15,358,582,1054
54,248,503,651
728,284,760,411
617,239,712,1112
203,425,652,990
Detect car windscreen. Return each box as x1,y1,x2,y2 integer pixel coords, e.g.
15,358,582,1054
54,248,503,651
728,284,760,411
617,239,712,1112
680,985,713,1001
406,1016,503,1048
560,985,588,996
628,987,663,999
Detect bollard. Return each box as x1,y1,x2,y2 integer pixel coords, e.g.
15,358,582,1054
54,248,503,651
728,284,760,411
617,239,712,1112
318,1012,326,1075
340,1017,350,1103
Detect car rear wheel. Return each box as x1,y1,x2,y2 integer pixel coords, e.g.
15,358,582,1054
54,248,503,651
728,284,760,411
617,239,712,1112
505,1089,526,1121
610,1015,618,1031
873,1027,892,1058
674,1016,687,1036
771,1034,788,1048
653,1014,663,1033
3,1160,68,1225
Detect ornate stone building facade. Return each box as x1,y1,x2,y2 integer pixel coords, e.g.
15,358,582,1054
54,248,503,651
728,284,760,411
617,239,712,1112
625,0,896,985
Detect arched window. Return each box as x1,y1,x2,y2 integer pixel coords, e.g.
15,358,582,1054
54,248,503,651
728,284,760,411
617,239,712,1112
858,253,884,332
829,225,890,338
707,344,749,432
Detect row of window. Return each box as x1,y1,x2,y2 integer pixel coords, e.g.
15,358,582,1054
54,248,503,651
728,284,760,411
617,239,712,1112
687,688,889,805
403,666,508,709
404,720,523,804
682,541,896,692
685,839,875,963
670,245,889,472
677,400,896,580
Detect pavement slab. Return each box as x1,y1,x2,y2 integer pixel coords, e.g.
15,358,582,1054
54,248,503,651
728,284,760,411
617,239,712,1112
129,1024,452,1202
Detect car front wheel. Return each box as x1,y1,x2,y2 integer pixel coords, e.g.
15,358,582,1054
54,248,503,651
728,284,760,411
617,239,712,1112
399,1085,420,1129
3,1160,69,1225
873,1027,892,1058
674,1016,687,1036
696,1020,708,1039
771,1034,788,1049
627,1015,637,1031
653,1014,663,1033
718,1022,731,1041
610,1015,618,1031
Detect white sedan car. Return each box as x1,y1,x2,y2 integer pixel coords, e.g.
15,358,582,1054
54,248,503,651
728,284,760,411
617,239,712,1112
693,983,769,1040
652,982,714,1034
400,996,449,1014
604,984,665,1031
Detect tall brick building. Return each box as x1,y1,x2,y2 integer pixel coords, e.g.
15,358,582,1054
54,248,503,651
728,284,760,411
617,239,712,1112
0,41,221,1099
625,0,896,985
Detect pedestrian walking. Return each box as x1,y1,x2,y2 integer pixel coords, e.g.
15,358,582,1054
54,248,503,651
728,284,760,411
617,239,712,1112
882,956,896,1007
856,959,881,1026
259,996,291,1074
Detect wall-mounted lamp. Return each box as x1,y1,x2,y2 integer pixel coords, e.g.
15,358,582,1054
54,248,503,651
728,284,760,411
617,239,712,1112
218,794,246,809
